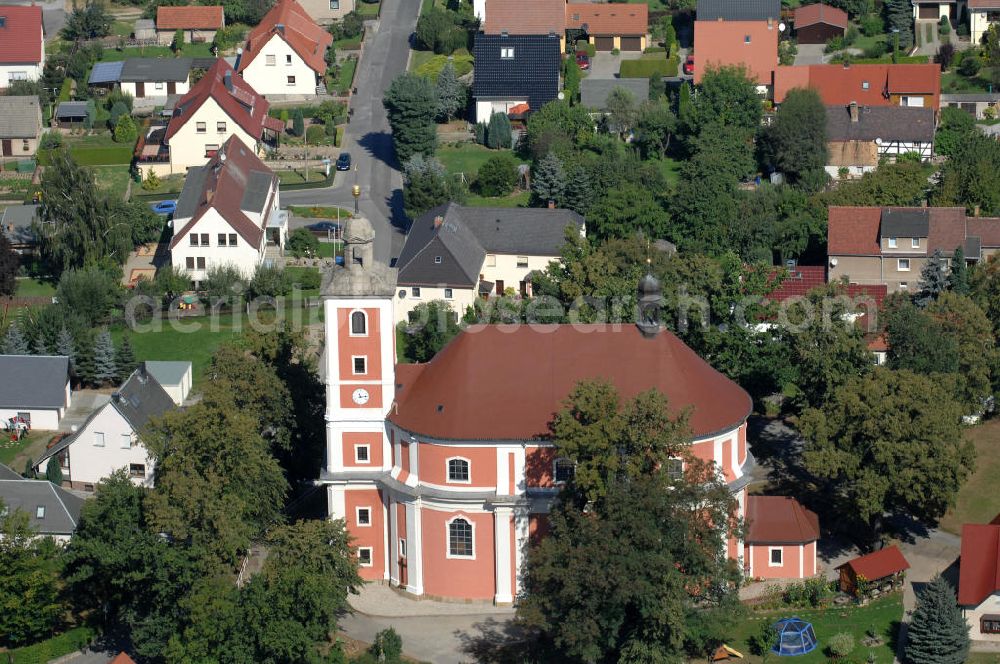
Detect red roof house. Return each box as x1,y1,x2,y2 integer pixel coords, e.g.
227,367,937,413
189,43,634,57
237,0,332,77
110,654,137,664
959,516,1000,637
0,5,43,66
483,0,566,36
774,63,941,109
156,5,225,30
565,3,649,51
836,545,910,595
744,496,820,579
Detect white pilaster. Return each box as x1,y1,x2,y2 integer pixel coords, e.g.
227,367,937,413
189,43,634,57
382,492,390,580
496,449,510,493
388,495,399,585
328,484,346,520
798,544,804,578
494,507,514,604
405,499,423,595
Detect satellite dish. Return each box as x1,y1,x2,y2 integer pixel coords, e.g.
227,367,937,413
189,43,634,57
778,22,786,32
829,257,839,267
557,91,565,101
875,137,883,145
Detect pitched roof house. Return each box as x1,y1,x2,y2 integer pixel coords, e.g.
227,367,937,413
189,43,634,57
792,3,848,43
693,0,780,86
969,0,1000,43
836,545,910,595
0,470,84,542
90,57,196,101
169,135,284,285
774,63,941,108
828,206,1000,292
236,0,333,96
824,103,935,177
0,5,45,88
34,366,176,491
0,95,42,157
394,202,584,323
1,204,38,251
472,33,561,123
482,0,566,38
151,59,282,174
155,6,224,46
959,515,1000,639
0,355,71,430
745,496,820,579
565,3,648,51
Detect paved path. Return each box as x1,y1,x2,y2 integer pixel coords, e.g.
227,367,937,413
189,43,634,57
280,0,420,266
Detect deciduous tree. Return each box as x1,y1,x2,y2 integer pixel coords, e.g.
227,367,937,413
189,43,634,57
475,152,519,197
399,300,460,363
935,107,976,158
587,184,670,241
765,88,828,189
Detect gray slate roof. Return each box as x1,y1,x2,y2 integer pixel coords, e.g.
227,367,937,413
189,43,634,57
580,78,650,110
55,101,88,119
941,93,1000,102
697,0,780,21
881,208,929,237
0,463,22,480
174,164,208,220
241,170,273,212
121,57,192,83
0,96,40,138
0,356,69,409
1,204,39,246
396,203,585,287
144,360,190,387
0,476,83,536
825,105,936,142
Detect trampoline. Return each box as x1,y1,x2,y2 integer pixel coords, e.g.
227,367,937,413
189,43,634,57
770,617,818,656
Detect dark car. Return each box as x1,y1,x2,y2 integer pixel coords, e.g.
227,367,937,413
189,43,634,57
306,221,342,237
683,55,694,77
150,200,178,215
336,153,352,171
575,51,590,70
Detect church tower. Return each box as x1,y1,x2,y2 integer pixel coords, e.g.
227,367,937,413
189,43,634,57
321,215,397,580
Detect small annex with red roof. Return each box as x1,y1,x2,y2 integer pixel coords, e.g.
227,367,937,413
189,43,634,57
745,496,820,579
236,0,332,96
155,5,224,46
959,514,1000,640
0,5,45,88
565,3,648,51
773,63,940,109
793,3,848,43
836,545,910,596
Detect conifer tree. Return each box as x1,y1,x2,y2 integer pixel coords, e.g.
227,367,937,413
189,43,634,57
116,335,137,380
45,457,63,486
531,152,567,207
904,574,969,664
434,60,463,122
32,335,49,356
2,322,29,355
486,112,512,149
291,108,305,138
92,330,118,386
950,246,970,295
916,249,948,307
55,327,76,371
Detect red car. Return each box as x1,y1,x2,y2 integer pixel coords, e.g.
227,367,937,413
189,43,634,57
683,54,694,76
575,51,590,70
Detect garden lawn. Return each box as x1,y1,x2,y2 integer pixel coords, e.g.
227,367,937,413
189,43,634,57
413,50,473,78
0,430,49,467
284,266,322,296
276,169,329,184
465,191,530,207
92,164,131,201
8,626,95,664
356,0,380,16
967,654,1000,664
939,419,1000,534
331,56,358,94
317,241,341,258
99,42,215,61
731,594,902,663
14,278,55,297
288,205,353,219
941,69,997,93
409,49,436,73
653,157,682,187
436,143,500,177
134,173,186,196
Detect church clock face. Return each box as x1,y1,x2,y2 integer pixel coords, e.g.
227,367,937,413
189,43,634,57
352,388,370,405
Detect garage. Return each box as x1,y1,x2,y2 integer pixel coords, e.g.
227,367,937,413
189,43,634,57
594,35,614,51
620,35,642,51
918,4,939,19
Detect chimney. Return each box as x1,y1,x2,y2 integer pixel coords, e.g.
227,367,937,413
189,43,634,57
547,200,555,209
433,216,443,229
224,70,233,92
849,101,859,123
843,61,850,69
111,392,121,403
767,17,773,29
974,205,981,217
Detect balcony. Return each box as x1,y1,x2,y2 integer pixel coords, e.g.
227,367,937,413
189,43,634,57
135,125,170,164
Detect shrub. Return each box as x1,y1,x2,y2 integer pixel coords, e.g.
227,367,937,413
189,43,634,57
474,121,487,145
825,35,846,53
369,628,403,662
171,28,184,52
291,108,305,137
959,54,981,76
486,112,512,149
39,132,62,150
827,632,855,657
610,47,620,55
248,264,290,299
937,43,956,70
939,15,951,35
475,153,518,197
860,14,883,36
863,41,887,58
202,265,246,303
845,25,859,45
289,268,321,290
748,621,777,656
305,124,326,144
141,169,160,191
287,228,320,258
113,114,138,143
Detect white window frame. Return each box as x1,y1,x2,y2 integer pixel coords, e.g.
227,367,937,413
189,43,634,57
356,506,372,527
36,505,45,518
155,81,164,90
352,355,367,376
434,256,442,264
899,282,909,290
330,0,339,7
445,516,475,559
129,463,146,478
349,309,368,336
898,258,910,271
354,444,371,463
768,546,783,567
553,457,575,484
120,434,131,449
500,47,514,59
196,121,207,134
862,80,870,90
911,237,920,248
486,254,496,267
516,256,528,268
446,456,471,484
399,538,406,557
357,546,373,567
887,237,897,248
266,54,276,66
94,432,105,447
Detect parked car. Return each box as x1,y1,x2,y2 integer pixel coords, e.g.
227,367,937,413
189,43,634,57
575,51,590,70
151,200,177,215
336,153,352,171
306,221,342,237
683,55,694,77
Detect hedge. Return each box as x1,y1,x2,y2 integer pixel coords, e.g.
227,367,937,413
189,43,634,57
413,50,474,78
619,56,678,78
37,146,133,166
9,626,95,664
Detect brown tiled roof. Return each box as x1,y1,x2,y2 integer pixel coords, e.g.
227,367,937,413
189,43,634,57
0,5,43,64
793,3,848,29
110,655,137,664
745,495,820,544
390,324,753,441
837,545,910,582
774,64,940,108
565,3,648,35
968,218,1000,249
157,5,224,30
828,206,882,256
168,135,276,250
165,59,271,141
483,0,565,35
968,0,1000,8
927,207,968,256
692,20,778,85
238,0,332,75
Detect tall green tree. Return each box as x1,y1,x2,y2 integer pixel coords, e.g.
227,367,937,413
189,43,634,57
2,321,29,354
475,152,519,196
935,107,976,158
399,300,460,363
686,65,762,139
800,368,975,541
766,88,828,190
926,292,997,411
672,145,740,254
915,249,949,307
605,86,637,139
933,131,1000,215
45,457,63,485
0,233,16,296
531,152,567,207
92,330,119,385
884,0,914,49
402,153,465,219
525,100,594,159
383,73,438,162
950,246,970,295
587,184,670,241
885,297,959,375
904,575,970,664
486,111,512,149
55,267,121,327
434,60,464,121
635,97,677,158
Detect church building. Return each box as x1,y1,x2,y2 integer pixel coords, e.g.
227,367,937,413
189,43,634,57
320,216,819,603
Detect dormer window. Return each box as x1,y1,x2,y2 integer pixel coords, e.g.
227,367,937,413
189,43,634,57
862,81,870,90
911,238,920,248
434,256,442,264
36,506,45,519
744,35,751,44
501,47,514,59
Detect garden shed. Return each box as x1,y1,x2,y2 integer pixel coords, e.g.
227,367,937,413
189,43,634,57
836,545,910,596
54,101,89,127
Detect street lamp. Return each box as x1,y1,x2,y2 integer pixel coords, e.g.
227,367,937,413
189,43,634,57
352,184,360,215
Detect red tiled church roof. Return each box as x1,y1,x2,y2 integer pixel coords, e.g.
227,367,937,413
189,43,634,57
959,519,1000,606
237,0,332,75
390,325,753,441
157,5,224,30
745,496,820,544
0,5,43,64
165,59,272,141
837,545,910,582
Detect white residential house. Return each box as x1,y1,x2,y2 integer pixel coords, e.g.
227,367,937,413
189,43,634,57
0,6,44,88
970,0,1000,43
169,134,286,287
297,0,354,24
0,465,83,543
143,361,192,405
394,202,585,324
0,355,71,431
33,365,177,491
236,0,333,96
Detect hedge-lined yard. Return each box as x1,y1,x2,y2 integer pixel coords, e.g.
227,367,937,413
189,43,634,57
413,50,473,78
620,55,679,78
37,145,133,166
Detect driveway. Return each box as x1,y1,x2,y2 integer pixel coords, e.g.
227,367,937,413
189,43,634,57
279,0,420,266
585,50,642,79
794,43,827,65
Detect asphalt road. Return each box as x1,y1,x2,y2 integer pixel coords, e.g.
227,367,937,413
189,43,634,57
280,0,420,266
